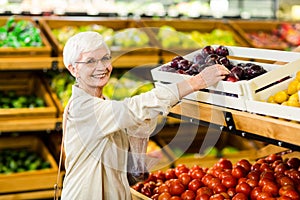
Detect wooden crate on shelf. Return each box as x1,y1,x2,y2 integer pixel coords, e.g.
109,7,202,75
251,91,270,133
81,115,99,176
38,17,160,66
0,135,60,195
0,16,51,57
228,20,292,50
244,57,300,122
140,19,250,61
0,72,58,120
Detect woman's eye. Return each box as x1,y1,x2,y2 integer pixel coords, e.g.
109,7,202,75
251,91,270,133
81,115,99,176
87,59,96,64
102,56,110,61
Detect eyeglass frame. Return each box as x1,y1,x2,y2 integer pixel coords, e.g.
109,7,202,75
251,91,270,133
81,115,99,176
74,55,112,68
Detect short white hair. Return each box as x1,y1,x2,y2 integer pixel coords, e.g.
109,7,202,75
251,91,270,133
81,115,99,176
63,31,110,68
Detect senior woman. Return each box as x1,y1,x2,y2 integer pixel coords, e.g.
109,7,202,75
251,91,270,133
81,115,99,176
60,31,229,199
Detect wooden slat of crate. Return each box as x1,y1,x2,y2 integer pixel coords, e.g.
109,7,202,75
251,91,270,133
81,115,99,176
0,72,57,119
140,19,250,58
0,135,59,194
228,20,288,50
39,17,159,57
0,16,51,57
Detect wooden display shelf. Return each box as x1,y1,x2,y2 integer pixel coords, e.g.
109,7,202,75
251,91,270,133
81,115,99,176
0,57,64,71
0,117,61,132
169,99,300,148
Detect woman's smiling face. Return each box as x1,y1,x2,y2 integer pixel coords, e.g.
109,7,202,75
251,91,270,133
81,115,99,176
75,47,113,94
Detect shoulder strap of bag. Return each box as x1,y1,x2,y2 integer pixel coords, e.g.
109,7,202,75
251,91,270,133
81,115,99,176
54,100,72,200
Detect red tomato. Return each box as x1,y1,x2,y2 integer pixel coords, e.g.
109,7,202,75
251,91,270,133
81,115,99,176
158,184,169,194
178,173,192,186
250,186,262,200
195,193,210,200
213,183,227,194
232,166,247,179
169,179,185,196
175,165,189,178
196,186,213,196
181,190,196,200
188,179,202,192
221,175,237,188
209,193,225,200
158,192,171,200
236,182,251,196
165,168,176,180
232,192,248,200
236,159,252,172
190,169,206,180
262,181,278,196
217,158,233,170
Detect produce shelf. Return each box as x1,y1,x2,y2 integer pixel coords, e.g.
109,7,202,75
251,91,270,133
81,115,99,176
0,117,61,133
0,135,61,195
0,16,52,58
169,99,300,150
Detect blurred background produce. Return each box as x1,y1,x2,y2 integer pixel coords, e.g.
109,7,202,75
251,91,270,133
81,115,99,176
0,16,43,48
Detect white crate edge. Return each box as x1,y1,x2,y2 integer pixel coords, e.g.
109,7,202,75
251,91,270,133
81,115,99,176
245,59,300,122
151,46,300,110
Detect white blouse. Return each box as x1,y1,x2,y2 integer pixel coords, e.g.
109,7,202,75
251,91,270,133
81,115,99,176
61,83,179,200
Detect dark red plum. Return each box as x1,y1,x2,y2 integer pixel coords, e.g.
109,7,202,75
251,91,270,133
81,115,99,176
205,54,219,65
201,45,215,58
215,45,229,57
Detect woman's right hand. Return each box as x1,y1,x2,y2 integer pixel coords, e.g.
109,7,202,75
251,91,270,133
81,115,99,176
197,64,230,88
177,64,230,99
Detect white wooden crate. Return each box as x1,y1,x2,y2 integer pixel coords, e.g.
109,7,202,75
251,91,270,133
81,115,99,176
244,58,300,122
151,46,300,111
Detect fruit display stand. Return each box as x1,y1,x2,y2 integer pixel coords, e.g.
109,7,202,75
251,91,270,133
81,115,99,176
38,16,160,68
151,45,300,110
140,19,250,63
228,20,298,50
0,135,63,200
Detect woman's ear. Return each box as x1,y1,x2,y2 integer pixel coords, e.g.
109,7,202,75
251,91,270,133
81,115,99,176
67,64,77,77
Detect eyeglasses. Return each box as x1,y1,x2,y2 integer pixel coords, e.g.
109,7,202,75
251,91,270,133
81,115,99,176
75,55,112,68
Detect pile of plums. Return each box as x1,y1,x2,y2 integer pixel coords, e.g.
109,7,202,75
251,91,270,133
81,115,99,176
132,154,300,200
159,45,267,82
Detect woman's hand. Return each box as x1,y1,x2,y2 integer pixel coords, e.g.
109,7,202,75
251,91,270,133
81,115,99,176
196,64,230,88
177,64,230,98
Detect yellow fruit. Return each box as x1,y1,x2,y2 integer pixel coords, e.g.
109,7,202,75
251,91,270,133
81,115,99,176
288,92,299,102
287,100,300,107
274,90,289,104
296,71,300,81
297,82,300,91
281,101,288,106
267,96,275,103
287,80,299,95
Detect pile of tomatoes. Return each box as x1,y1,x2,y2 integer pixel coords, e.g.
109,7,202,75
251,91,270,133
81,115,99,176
131,154,300,200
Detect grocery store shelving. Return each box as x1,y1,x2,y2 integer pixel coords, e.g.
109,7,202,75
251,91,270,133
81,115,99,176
1,16,300,199
169,99,300,151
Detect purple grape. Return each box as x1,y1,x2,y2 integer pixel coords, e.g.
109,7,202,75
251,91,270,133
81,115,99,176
201,45,215,58
172,56,184,62
205,54,219,65
178,59,192,70
193,53,206,65
244,64,267,80
230,66,244,80
186,63,202,75
215,45,229,57
217,56,231,69
170,60,179,69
